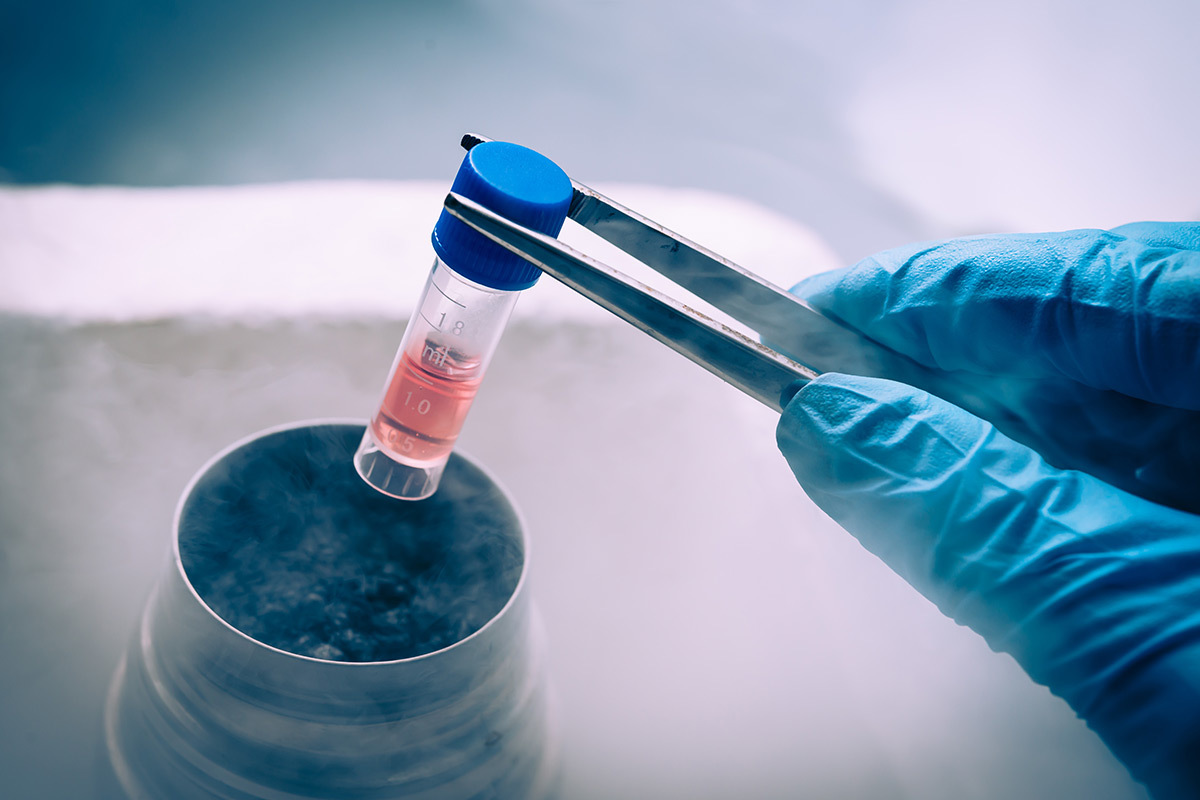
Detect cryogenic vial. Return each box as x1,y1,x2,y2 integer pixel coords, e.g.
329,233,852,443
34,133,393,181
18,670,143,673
355,142,573,499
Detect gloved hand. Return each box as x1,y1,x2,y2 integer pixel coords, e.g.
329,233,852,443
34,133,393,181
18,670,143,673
774,222,1200,800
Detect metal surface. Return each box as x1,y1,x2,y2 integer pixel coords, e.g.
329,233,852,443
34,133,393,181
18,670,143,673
443,192,815,412
564,182,904,378
103,421,558,800
459,132,928,384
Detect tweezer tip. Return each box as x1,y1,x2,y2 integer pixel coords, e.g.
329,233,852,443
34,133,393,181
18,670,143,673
460,133,489,151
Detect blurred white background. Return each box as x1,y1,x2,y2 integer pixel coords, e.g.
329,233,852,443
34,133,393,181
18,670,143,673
1,1,1195,798
5,0,1196,259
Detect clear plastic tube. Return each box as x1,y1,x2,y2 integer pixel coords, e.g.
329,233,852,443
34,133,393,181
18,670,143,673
354,257,520,499
354,139,571,499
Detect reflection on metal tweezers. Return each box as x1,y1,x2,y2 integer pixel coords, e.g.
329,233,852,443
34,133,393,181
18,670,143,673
446,132,933,413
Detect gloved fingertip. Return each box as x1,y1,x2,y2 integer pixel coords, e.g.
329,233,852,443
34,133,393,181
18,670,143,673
777,374,994,610
776,373,905,496
1109,220,1200,252
778,378,807,409
785,243,935,336
786,267,851,303
777,372,992,500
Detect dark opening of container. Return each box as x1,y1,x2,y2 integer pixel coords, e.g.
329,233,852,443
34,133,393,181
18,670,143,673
177,424,524,662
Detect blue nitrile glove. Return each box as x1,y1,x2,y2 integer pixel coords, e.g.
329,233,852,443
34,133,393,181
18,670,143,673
775,223,1200,800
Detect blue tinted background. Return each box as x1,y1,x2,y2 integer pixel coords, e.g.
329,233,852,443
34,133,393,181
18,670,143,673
5,0,1196,261
2,3,1196,798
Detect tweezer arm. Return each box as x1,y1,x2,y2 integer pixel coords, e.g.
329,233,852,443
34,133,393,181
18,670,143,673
462,132,932,384
443,192,816,412
566,182,809,341
463,132,798,342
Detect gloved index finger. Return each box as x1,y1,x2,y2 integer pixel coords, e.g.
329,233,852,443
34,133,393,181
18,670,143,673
1110,221,1200,252
793,226,1200,411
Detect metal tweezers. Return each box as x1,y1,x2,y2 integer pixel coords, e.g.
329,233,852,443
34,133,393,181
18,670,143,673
443,133,933,413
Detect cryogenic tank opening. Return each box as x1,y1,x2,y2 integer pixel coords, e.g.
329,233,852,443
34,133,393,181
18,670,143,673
178,424,525,662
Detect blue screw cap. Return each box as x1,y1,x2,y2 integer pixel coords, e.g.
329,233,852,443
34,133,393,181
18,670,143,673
431,141,573,291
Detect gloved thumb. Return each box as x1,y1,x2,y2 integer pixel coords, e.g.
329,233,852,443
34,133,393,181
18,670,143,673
777,372,1200,799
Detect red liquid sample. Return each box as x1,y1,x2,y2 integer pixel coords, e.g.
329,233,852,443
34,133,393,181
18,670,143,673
370,341,482,465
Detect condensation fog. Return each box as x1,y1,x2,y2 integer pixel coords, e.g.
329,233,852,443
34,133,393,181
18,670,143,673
179,425,523,662
3,1,1191,798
